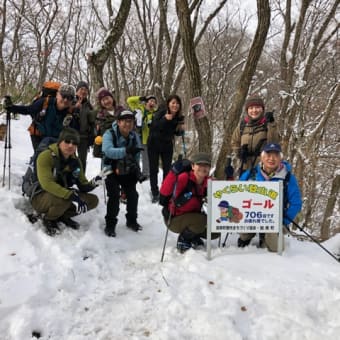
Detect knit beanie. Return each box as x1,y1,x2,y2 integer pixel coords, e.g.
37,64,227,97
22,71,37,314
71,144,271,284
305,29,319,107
245,95,265,111
76,81,89,91
97,87,114,102
58,128,80,145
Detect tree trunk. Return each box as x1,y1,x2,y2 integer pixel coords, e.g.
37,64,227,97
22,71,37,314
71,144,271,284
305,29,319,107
87,0,131,91
176,0,211,153
215,0,271,178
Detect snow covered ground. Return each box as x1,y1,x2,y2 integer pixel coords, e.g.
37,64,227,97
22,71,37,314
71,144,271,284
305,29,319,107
1,115,340,340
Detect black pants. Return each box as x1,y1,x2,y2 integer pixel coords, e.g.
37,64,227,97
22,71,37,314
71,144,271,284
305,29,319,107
105,173,138,225
77,138,89,173
148,145,173,196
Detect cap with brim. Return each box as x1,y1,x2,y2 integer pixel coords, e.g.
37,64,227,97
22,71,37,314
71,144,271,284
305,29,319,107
191,152,212,165
58,127,80,145
145,95,157,102
118,110,135,120
262,143,281,153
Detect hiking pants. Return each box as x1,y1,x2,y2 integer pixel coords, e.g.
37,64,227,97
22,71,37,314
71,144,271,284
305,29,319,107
239,229,287,252
31,191,98,220
141,144,149,177
78,137,89,173
168,212,219,239
148,146,173,196
105,173,138,225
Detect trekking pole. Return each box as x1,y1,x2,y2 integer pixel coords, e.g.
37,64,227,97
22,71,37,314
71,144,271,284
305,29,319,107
285,216,340,263
181,133,187,158
161,213,171,262
2,107,12,189
222,233,229,247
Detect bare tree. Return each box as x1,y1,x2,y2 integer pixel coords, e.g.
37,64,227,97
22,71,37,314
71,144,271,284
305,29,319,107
214,0,271,178
87,0,131,91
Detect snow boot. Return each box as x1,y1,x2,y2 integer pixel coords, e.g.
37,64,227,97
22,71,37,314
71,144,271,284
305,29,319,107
105,219,117,237
126,221,143,232
58,216,80,229
237,237,251,248
43,218,60,236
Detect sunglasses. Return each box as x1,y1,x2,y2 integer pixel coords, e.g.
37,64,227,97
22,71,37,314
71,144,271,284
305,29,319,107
64,139,78,146
60,94,74,101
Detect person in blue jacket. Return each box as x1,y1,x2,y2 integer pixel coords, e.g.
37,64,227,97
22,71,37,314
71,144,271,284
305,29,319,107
238,143,302,252
4,84,75,151
102,110,144,237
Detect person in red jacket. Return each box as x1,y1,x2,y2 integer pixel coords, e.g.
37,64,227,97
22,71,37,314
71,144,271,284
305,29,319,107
160,152,219,253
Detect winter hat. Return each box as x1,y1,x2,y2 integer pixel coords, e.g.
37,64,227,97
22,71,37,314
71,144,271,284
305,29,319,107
76,81,89,91
145,95,157,102
58,127,80,145
245,95,265,111
97,87,114,102
191,152,212,166
262,143,282,153
117,110,135,120
59,84,76,99
218,200,229,208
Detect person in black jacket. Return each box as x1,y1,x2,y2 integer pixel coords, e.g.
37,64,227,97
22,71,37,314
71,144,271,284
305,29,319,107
147,94,185,203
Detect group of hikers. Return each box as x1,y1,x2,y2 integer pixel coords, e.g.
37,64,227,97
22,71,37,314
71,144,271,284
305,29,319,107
3,82,302,253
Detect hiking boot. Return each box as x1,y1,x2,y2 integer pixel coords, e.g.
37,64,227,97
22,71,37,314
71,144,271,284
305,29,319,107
105,224,117,237
191,237,204,249
177,234,192,253
237,237,251,248
43,218,60,236
126,222,143,232
58,216,80,229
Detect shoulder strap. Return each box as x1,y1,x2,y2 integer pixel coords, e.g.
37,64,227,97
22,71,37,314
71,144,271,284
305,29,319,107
240,119,246,136
110,128,117,147
283,171,291,210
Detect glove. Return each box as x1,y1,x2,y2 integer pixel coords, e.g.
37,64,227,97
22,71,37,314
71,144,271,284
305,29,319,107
224,157,234,179
161,206,170,221
239,144,248,161
126,145,143,155
3,96,13,110
171,158,192,175
70,191,88,215
139,96,147,102
175,129,185,136
265,111,274,123
63,114,73,127
224,165,234,179
90,175,103,187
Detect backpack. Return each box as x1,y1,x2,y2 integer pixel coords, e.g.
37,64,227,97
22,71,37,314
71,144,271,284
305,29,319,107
22,137,58,199
159,157,194,208
28,81,61,137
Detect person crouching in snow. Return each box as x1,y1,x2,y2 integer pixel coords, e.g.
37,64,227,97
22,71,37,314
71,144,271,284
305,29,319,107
159,152,219,253
32,128,99,236
238,143,302,251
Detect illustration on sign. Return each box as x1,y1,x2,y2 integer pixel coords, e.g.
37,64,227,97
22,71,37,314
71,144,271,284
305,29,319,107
209,181,282,233
216,200,243,223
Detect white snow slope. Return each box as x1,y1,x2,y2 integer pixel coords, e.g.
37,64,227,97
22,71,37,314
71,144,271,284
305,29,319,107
0,115,340,340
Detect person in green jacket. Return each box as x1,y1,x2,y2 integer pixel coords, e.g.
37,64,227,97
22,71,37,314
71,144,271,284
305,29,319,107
31,128,99,236
126,95,157,178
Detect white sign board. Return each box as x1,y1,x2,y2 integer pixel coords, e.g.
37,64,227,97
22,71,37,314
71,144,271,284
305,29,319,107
206,180,283,259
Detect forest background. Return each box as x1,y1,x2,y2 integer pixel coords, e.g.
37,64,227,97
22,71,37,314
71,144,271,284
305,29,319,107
0,0,339,238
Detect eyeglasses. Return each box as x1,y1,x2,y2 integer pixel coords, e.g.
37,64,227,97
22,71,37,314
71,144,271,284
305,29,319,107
64,139,78,146
60,94,74,101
